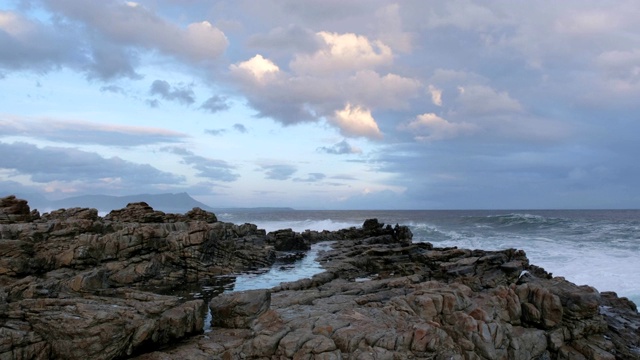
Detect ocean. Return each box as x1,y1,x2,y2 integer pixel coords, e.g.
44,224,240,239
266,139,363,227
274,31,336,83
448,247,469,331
216,209,640,307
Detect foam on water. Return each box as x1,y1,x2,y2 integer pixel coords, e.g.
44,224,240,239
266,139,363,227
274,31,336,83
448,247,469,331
217,209,640,307
411,219,640,306
232,241,334,291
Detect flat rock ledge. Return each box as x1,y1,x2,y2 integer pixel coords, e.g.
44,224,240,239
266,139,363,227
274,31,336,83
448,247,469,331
1,195,639,360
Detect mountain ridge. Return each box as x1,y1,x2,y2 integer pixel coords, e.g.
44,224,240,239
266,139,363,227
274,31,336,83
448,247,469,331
19,193,295,214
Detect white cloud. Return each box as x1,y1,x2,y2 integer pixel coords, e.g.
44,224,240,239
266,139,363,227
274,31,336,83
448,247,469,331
290,31,393,75
331,104,382,139
230,54,280,82
346,70,422,109
399,113,478,141
428,85,443,106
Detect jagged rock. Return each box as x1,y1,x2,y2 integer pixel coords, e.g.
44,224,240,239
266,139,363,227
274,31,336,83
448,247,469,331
0,196,276,360
105,202,165,223
0,195,32,223
1,197,638,360
267,228,310,251
138,222,638,360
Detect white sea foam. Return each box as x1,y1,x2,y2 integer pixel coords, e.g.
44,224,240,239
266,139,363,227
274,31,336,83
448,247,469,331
247,219,361,233
217,210,640,306
412,224,640,306
232,241,334,291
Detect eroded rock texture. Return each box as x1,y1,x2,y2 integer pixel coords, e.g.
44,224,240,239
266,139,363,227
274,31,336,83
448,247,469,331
1,196,638,360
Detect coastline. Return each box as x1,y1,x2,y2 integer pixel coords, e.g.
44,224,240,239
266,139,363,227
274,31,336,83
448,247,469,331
1,196,639,359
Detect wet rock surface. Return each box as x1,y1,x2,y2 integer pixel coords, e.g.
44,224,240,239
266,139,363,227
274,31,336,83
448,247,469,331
1,196,639,360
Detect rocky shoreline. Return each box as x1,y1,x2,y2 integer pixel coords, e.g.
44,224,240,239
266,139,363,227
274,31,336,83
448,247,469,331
1,195,638,359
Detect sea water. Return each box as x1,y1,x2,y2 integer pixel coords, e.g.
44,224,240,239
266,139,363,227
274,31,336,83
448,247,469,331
218,209,640,306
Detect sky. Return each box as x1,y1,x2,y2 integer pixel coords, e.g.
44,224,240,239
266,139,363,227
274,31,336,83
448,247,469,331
1,0,640,210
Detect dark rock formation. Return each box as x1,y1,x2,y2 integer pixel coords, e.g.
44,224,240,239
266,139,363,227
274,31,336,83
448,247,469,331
1,196,638,360
139,222,639,360
0,196,273,359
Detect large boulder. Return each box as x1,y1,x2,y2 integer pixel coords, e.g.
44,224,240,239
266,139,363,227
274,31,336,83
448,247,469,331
209,289,271,328
0,195,33,223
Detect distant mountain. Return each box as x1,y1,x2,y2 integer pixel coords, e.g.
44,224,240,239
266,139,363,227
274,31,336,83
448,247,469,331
43,193,214,214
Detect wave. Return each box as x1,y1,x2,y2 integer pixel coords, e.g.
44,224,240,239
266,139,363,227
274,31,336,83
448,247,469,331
462,213,570,230
246,219,362,233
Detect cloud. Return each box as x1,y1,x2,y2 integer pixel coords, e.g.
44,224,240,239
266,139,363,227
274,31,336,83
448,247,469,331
149,80,196,105
294,173,326,182
0,141,184,186
161,146,239,182
1,1,228,80
230,54,280,82
247,24,323,54
0,115,188,146
399,113,479,141
0,10,77,72
259,164,297,180
200,95,230,113
100,85,125,94
290,31,393,75
317,140,362,155
424,1,506,31
374,3,413,53
233,124,248,133
330,104,382,139
42,0,228,64
428,85,443,106
455,85,523,116
204,129,226,136
595,49,640,95
204,124,247,136
345,70,422,110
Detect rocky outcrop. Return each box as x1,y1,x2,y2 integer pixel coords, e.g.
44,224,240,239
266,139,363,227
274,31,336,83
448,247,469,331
2,195,638,360
0,196,274,359
0,195,38,224
140,225,639,360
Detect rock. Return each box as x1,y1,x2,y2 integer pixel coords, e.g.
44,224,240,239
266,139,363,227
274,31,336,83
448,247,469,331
134,234,635,360
105,202,165,223
0,196,277,360
1,197,638,360
267,228,310,251
0,195,32,223
209,289,271,328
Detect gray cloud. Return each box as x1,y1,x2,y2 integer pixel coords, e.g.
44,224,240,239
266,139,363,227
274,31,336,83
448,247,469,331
232,123,248,133
0,10,78,73
149,80,196,105
247,24,323,54
317,140,362,155
204,129,227,136
0,116,188,146
162,146,239,182
0,1,228,80
0,141,184,185
293,173,326,182
204,124,247,136
260,164,297,180
99,85,125,94
200,95,230,113
145,99,160,108
41,0,228,64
